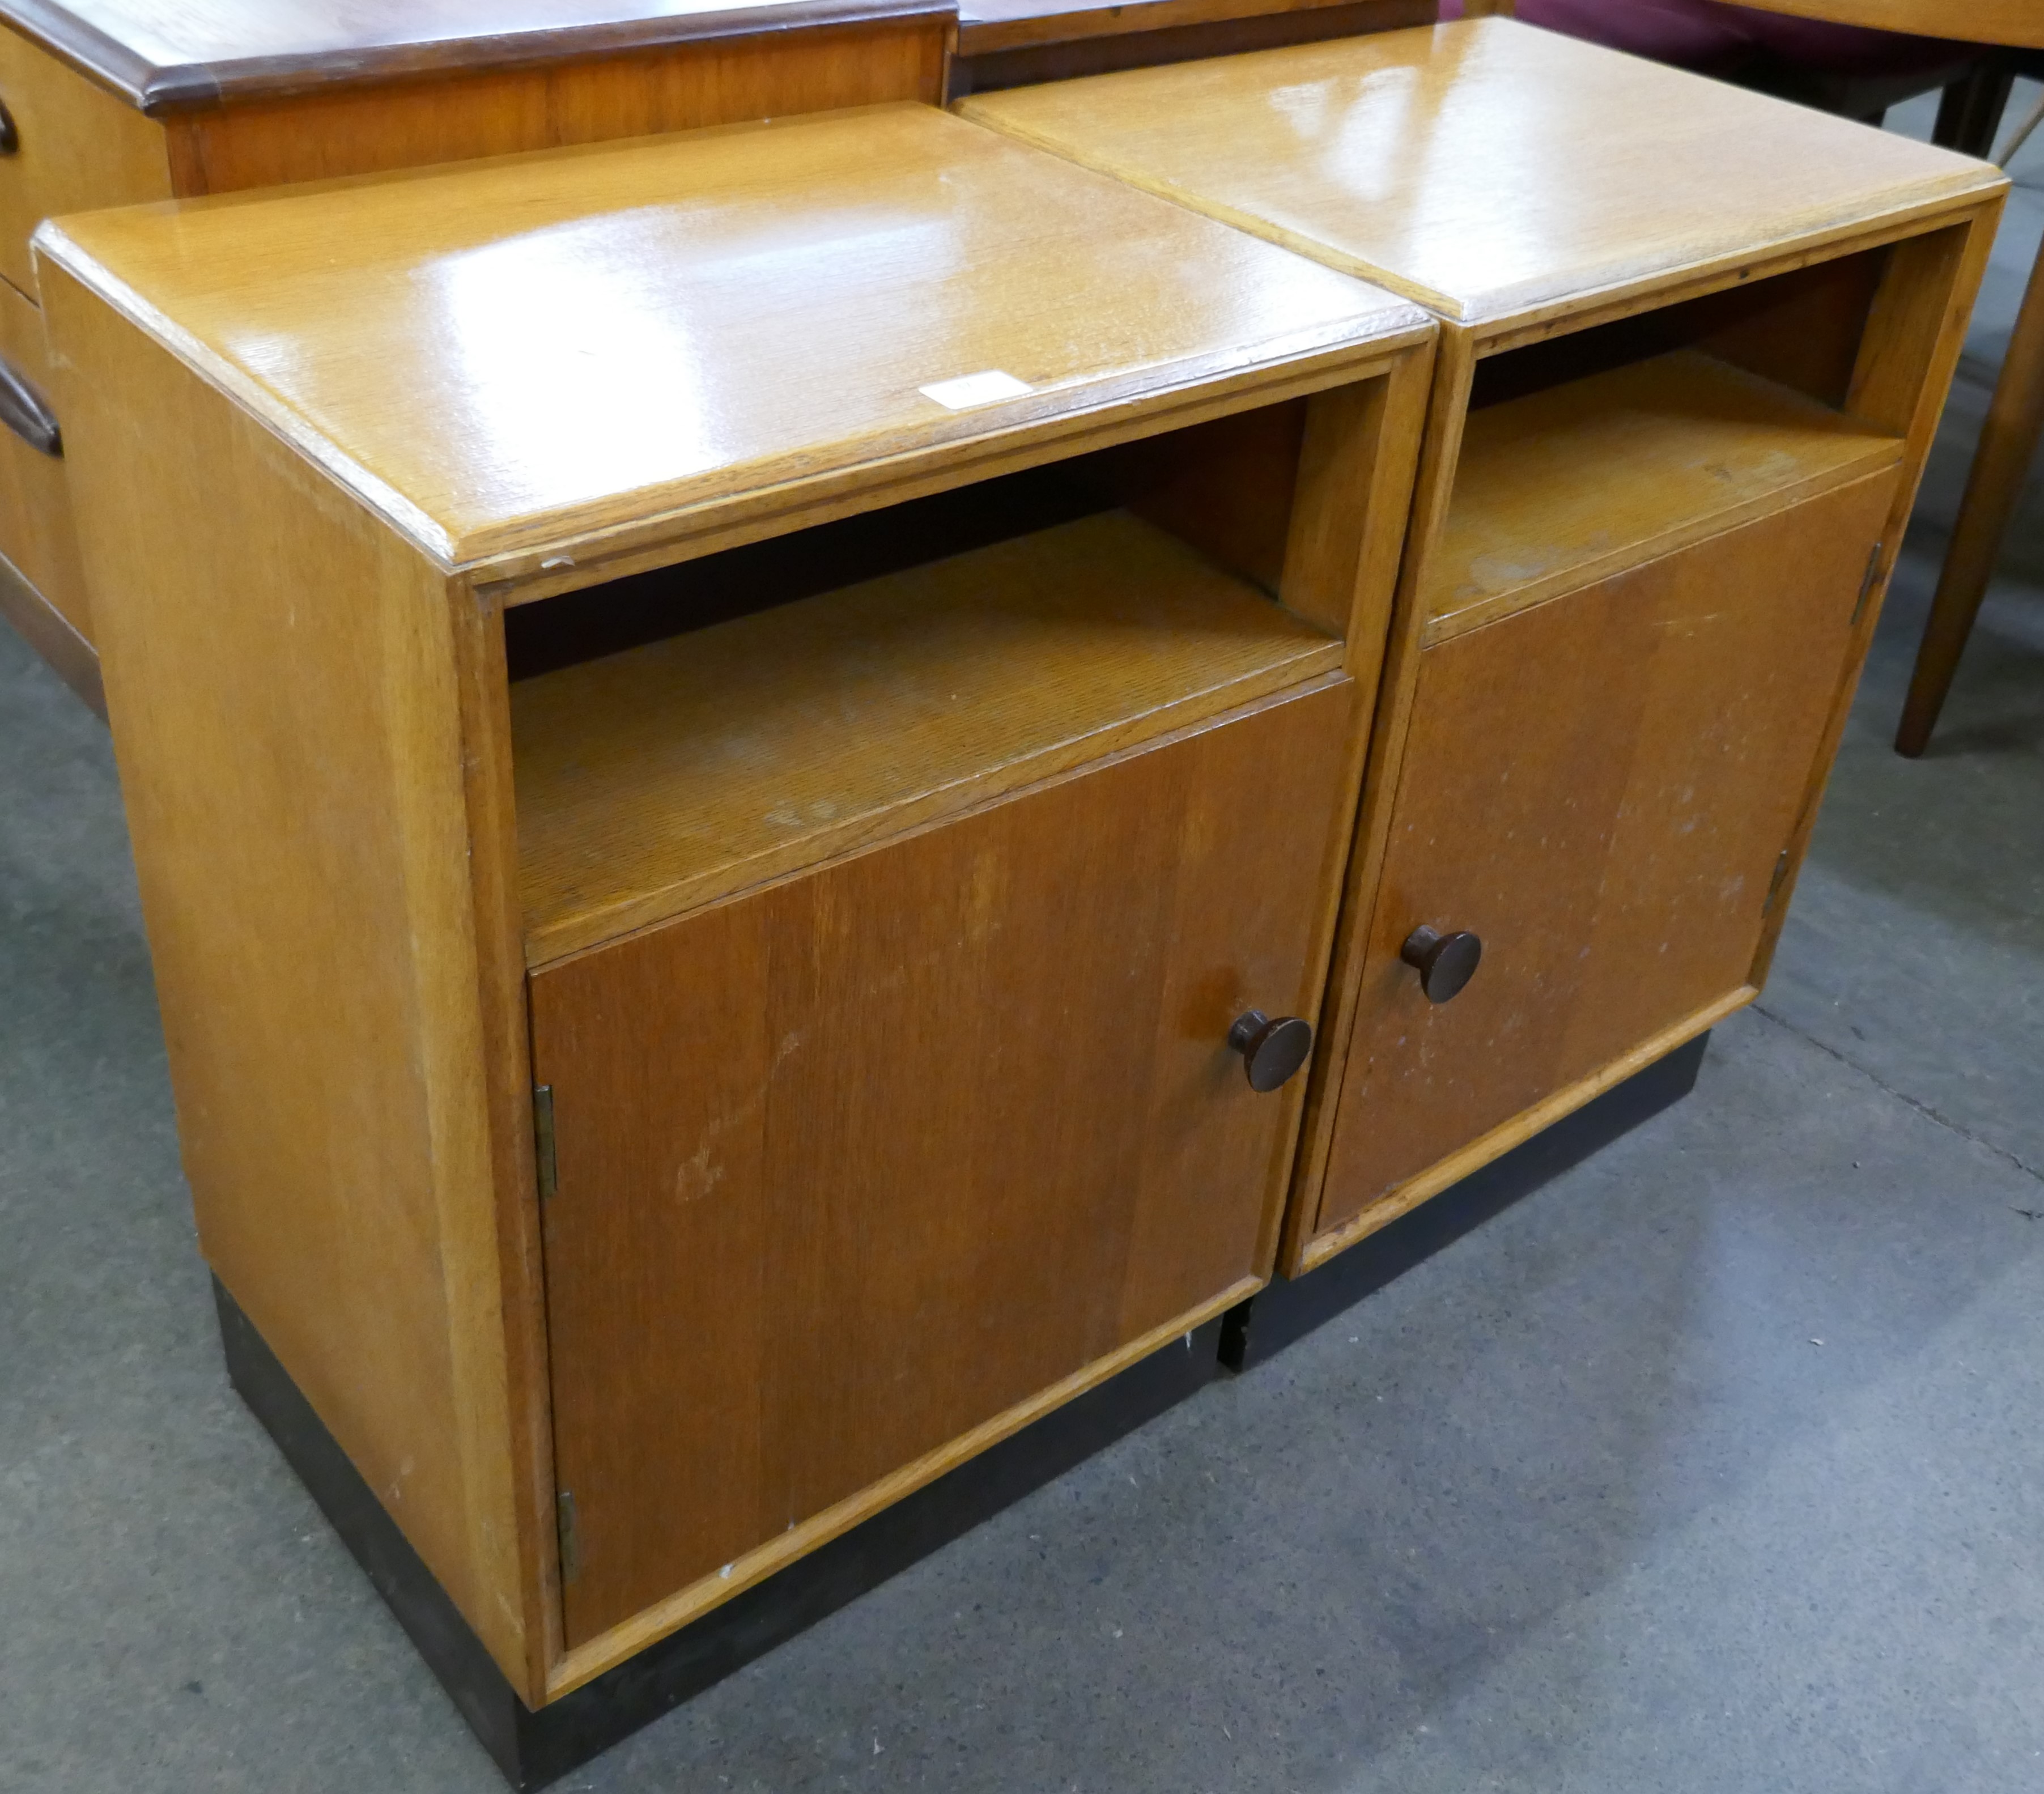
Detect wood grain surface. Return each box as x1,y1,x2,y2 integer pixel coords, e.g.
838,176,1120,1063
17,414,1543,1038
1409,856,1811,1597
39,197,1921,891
40,257,557,1700
1278,326,1474,1274
534,674,1353,1647
513,510,1340,964
0,19,169,295
1427,348,1901,642
157,20,947,195
35,103,1428,575
957,19,2004,327
1299,984,1754,1271
550,1272,1259,1694
1756,210,2001,971
1312,470,1897,1240
0,0,952,112
1728,0,2044,50
0,272,90,632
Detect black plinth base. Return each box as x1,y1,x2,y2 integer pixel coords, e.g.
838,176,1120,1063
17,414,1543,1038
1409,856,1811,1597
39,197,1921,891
214,1279,1222,1790
1219,1029,1712,1372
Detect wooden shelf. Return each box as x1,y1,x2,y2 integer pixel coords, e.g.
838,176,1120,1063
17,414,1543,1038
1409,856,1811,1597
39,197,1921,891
513,509,1340,964
1422,350,1904,643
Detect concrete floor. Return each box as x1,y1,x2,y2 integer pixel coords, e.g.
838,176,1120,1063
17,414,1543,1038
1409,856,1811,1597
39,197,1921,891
3,96,2042,1794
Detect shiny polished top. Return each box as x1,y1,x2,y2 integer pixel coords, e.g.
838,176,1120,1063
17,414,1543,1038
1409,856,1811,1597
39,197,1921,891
37,104,1429,571
0,0,950,113
959,19,2006,327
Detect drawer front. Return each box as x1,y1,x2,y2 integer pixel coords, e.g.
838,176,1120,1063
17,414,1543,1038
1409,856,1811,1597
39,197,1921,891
0,271,87,635
1316,470,1897,1238
534,675,1353,1646
0,27,170,299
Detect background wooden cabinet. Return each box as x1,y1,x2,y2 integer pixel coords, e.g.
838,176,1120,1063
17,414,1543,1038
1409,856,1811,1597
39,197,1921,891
0,0,951,712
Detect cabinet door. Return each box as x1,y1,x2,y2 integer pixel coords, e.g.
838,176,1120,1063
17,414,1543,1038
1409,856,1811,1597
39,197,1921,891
534,676,1351,1646
1316,471,1895,1239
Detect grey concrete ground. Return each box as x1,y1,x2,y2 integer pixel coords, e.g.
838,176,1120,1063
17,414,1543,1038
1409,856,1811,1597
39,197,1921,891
3,94,2042,1794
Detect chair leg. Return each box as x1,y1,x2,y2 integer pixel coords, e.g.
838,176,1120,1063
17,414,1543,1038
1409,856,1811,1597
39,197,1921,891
1935,60,2016,160
1897,240,2044,756
1998,86,2044,165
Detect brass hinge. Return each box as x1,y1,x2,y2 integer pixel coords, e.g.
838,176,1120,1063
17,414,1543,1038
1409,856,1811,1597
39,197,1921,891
1762,847,1794,916
533,1085,558,1201
1850,543,1884,627
556,1490,581,1585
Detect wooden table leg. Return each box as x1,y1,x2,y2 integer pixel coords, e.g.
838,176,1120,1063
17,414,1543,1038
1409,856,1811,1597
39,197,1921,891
1897,235,2044,756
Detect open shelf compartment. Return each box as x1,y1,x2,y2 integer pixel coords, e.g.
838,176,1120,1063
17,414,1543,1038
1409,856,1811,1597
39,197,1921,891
512,494,1339,966
1429,347,1903,644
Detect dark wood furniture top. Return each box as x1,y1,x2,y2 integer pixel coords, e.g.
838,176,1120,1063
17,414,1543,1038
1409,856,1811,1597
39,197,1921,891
949,0,1433,96
0,0,952,113
957,0,1415,55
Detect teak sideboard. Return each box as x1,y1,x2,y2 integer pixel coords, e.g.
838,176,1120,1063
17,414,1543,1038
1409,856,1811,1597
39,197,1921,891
962,17,2005,1307
0,0,952,711
35,100,1435,1770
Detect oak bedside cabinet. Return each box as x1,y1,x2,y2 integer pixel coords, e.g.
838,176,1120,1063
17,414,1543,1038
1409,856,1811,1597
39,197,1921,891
0,0,953,712
961,18,2006,1331
35,103,1434,1782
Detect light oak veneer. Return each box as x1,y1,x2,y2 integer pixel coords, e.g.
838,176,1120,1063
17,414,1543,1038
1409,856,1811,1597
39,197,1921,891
42,98,1436,1704
963,17,2005,1276
35,103,1429,580
959,19,2000,326
1426,349,1903,642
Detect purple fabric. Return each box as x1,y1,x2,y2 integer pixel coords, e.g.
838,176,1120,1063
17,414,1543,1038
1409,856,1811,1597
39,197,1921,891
1722,8,1969,76
1439,0,1753,73
1439,0,1969,79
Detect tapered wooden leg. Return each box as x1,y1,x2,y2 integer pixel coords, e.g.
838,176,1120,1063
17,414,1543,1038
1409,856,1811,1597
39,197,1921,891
1933,60,2015,161
1897,238,2044,756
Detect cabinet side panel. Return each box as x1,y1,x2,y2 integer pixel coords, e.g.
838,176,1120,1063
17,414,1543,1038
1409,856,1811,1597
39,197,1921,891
535,678,1352,1647
1756,203,2001,977
164,21,950,195
39,262,539,1694
1317,470,1897,1234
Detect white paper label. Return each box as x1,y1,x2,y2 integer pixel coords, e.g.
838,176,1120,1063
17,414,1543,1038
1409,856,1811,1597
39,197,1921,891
917,369,1034,411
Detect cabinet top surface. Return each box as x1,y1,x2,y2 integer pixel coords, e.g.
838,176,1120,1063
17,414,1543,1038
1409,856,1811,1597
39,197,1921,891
958,18,2006,327
0,0,948,112
37,104,1429,572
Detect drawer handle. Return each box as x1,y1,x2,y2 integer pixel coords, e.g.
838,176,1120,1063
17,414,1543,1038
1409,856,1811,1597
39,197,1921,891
1400,925,1482,1004
0,355,61,457
0,97,15,155
1227,1009,1314,1093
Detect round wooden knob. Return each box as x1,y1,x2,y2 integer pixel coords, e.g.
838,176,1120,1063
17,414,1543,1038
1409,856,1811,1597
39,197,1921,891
1400,925,1482,1003
0,100,17,156
1227,1010,1314,1093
